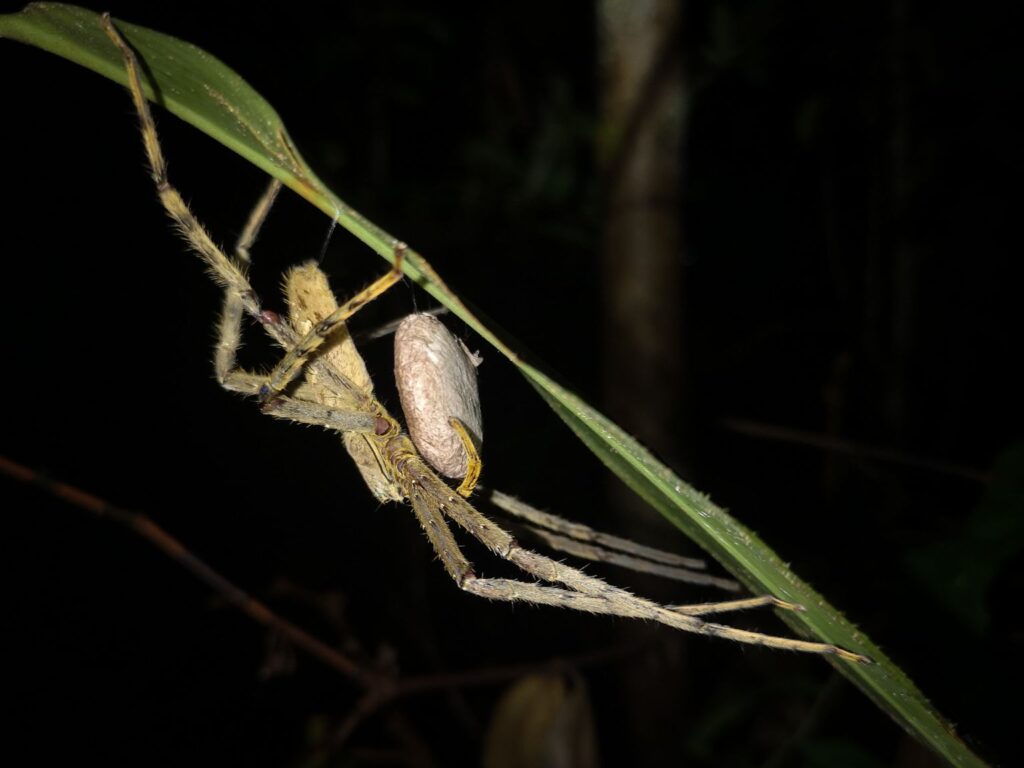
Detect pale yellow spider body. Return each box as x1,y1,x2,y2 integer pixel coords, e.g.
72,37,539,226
285,263,404,502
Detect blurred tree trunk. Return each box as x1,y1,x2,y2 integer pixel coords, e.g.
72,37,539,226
597,1,687,764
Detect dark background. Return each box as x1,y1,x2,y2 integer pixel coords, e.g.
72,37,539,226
1,2,1019,766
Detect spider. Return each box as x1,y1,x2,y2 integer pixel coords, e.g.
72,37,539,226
101,14,868,665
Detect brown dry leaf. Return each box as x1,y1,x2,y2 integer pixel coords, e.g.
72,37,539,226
483,672,599,768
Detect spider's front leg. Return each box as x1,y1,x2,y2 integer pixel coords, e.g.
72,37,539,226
102,15,269,339
103,15,384,439
210,181,384,435
214,178,282,396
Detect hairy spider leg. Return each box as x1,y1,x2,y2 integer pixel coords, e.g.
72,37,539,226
392,445,870,664
101,15,381,437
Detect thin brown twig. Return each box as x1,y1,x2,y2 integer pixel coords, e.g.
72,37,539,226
1,453,639,755
759,672,845,768
0,454,377,688
321,689,388,757
315,644,640,762
381,711,437,768
723,418,991,483
391,642,634,699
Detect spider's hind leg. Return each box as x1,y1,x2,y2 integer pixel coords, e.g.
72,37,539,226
404,458,870,663
483,489,746,590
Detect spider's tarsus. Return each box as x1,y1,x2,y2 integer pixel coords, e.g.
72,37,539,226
774,598,806,613
833,646,872,664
